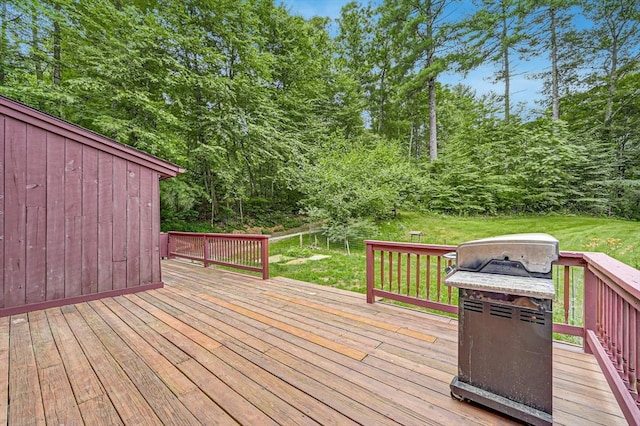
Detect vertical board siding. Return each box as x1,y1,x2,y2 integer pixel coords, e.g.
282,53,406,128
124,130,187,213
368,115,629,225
46,133,65,300
0,117,4,308
97,152,113,293
81,146,98,295
64,140,82,298
139,168,152,285
25,125,47,304
126,162,140,288
5,118,27,308
112,157,127,290
0,101,171,315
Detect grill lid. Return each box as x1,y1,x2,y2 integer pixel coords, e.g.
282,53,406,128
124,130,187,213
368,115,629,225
455,233,559,276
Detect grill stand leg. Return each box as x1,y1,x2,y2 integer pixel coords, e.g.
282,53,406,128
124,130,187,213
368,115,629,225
450,376,552,426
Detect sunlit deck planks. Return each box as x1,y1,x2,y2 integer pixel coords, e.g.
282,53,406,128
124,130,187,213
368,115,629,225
0,259,626,425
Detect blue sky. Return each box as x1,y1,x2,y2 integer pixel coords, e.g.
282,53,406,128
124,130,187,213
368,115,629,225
277,0,349,20
277,0,547,116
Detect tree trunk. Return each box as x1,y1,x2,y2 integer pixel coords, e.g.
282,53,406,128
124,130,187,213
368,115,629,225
0,1,7,84
210,186,218,227
31,6,43,82
377,67,386,134
427,2,437,161
550,6,559,120
605,34,618,126
53,6,61,85
501,5,510,123
408,123,413,158
428,76,437,161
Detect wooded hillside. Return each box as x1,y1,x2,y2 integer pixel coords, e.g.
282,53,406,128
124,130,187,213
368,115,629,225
1,0,638,234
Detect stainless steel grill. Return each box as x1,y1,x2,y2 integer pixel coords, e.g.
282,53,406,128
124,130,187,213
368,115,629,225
445,234,559,426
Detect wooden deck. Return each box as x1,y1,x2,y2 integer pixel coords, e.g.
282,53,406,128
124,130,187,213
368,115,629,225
1,260,626,425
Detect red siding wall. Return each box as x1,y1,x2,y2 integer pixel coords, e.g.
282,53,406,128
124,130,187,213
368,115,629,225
0,113,164,315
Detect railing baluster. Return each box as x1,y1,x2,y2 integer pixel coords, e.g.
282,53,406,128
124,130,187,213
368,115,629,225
447,258,453,305
222,238,226,261
597,278,603,338
624,301,631,387
636,310,640,407
611,288,617,358
426,255,431,301
612,290,618,361
436,256,442,303
630,308,638,398
397,253,402,294
388,252,393,292
406,254,411,295
610,289,616,359
605,283,611,348
379,250,384,289
564,265,570,324
617,294,624,376
415,255,421,298
203,235,210,267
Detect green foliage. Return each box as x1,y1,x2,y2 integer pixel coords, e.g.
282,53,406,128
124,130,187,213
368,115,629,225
0,0,638,228
426,117,607,215
300,135,422,222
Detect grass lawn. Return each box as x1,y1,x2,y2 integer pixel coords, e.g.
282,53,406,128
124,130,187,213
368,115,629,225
270,213,639,288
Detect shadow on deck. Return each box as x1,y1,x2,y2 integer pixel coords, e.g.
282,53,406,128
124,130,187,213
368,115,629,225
0,259,626,425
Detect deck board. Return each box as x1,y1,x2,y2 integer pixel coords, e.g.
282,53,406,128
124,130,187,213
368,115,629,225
8,313,46,425
28,310,84,425
0,316,9,425
0,259,627,425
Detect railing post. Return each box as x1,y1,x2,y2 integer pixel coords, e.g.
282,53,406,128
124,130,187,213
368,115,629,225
366,241,374,304
168,232,175,259
203,235,210,267
584,266,598,354
261,237,269,280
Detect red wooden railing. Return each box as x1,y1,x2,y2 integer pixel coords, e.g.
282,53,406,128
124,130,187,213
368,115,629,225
365,240,640,424
583,252,640,424
167,232,269,279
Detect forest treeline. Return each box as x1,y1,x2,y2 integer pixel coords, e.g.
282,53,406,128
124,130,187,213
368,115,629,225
1,0,639,237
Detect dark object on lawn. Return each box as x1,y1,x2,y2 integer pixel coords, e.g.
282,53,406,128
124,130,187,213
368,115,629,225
409,230,422,242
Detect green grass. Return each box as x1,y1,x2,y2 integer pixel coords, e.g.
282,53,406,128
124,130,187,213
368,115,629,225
271,213,639,284
375,212,640,267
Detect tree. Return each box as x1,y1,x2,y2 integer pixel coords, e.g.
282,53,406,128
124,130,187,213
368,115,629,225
300,134,422,230
379,0,461,160
466,0,530,122
526,0,580,119
581,1,640,132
